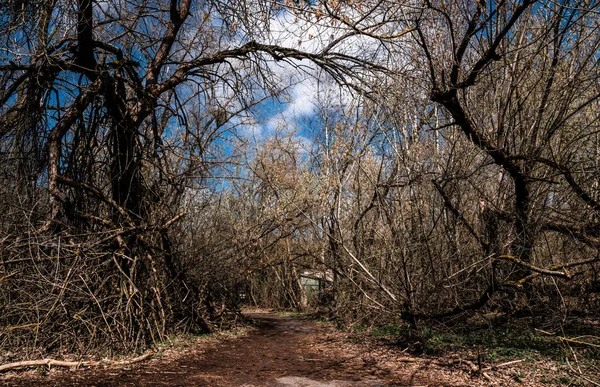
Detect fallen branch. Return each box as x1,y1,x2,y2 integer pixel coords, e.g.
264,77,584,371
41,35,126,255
0,351,154,373
512,257,600,285
566,358,600,386
482,372,494,382
483,359,524,371
536,329,600,348
395,356,524,377
496,255,572,279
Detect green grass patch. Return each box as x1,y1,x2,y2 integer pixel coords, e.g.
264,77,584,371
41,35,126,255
361,319,591,363
371,324,409,337
417,325,567,360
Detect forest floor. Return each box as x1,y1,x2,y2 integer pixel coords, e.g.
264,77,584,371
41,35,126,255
0,310,595,386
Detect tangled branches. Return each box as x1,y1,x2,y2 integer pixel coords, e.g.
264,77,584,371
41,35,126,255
0,214,211,356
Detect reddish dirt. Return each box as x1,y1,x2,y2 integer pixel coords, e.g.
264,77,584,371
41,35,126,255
1,312,471,386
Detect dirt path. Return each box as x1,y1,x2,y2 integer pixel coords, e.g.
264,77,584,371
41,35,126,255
1,313,464,386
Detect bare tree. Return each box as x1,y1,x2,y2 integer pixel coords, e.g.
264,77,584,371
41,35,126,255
409,0,600,311
0,0,407,355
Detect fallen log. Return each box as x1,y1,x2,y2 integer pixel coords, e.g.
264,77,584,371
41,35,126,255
0,351,154,373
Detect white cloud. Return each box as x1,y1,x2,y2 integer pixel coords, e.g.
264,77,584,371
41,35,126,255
264,77,318,131
213,5,395,146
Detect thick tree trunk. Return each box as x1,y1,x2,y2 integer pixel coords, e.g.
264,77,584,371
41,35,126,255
104,76,144,219
110,121,142,217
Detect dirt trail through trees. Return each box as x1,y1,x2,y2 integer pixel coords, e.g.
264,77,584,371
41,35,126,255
2,313,461,386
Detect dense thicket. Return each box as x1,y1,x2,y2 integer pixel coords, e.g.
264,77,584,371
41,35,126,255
1,0,600,357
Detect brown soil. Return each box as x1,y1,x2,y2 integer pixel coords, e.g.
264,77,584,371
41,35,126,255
0,312,530,386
